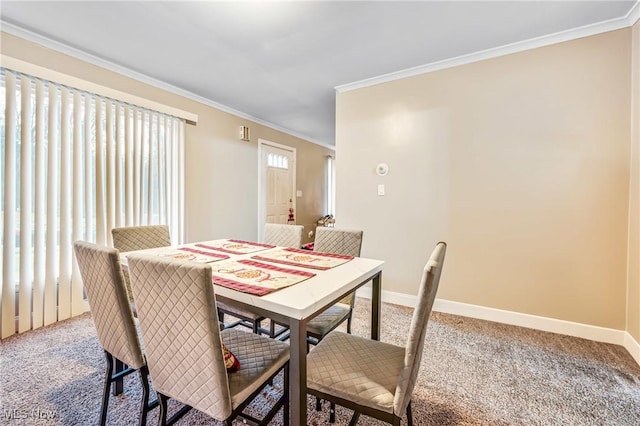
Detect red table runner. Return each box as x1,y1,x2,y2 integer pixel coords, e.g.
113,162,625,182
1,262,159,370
211,259,315,296
177,247,229,261
251,247,354,270
195,239,276,255
123,246,230,264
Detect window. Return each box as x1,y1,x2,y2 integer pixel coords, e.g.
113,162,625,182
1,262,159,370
267,152,289,169
326,155,335,217
0,68,186,337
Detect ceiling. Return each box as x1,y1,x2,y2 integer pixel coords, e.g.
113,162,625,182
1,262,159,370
1,1,638,146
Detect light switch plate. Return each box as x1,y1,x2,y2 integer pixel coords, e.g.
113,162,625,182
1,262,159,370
377,184,385,196
296,190,302,197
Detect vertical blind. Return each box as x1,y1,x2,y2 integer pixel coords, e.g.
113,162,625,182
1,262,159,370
0,68,186,338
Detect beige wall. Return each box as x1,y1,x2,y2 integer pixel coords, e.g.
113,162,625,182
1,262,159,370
0,32,333,244
628,20,640,341
336,29,631,329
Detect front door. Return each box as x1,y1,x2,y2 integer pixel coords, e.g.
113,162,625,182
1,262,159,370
258,141,296,239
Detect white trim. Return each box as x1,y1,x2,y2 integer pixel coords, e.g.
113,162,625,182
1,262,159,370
336,11,637,93
1,55,199,124
356,287,639,365
623,332,640,365
1,21,334,148
357,284,419,308
627,1,640,26
432,299,625,345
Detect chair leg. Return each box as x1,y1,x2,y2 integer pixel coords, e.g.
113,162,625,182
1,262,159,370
158,393,169,426
138,366,151,426
346,312,353,334
348,411,360,426
112,358,125,395
329,402,336,423
267,328,276,386
100,351,114,426
406,401,413,426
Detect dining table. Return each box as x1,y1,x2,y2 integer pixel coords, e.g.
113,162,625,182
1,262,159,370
120,238,384,426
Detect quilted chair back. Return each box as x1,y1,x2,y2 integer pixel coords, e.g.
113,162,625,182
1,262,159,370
111,225,171,253
126,254,233,420
73,241,145,370
264,223,304,248
314,227,363,257
392,242,447,416
314,227,363,307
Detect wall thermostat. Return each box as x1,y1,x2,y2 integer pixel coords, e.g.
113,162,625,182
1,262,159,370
376,163,389,176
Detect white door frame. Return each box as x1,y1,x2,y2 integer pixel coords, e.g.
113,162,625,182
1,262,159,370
257,139,297,242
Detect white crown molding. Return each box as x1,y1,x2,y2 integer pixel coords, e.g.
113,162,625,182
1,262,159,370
356,287,639,366
0,20,334,149
627,0,640,26
336,9,638,93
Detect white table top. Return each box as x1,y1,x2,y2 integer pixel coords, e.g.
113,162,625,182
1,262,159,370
121,239,384,321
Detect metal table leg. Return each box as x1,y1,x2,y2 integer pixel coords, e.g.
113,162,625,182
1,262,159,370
288,318,307,426
371,272,382,341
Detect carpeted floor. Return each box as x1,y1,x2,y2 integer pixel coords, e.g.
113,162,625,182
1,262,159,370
1,299,639,425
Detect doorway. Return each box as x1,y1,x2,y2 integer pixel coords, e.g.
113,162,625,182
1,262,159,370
257,139,296,241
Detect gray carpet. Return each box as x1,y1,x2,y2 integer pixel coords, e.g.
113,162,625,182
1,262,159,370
1,299,639,425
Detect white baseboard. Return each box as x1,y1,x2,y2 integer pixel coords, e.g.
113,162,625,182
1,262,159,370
356,287,640,366
357,285,421,309
623,332,640,366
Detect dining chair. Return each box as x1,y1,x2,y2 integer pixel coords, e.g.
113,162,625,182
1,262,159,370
307,227,363,346
264,223,304,248
273,227,364,348
303,227,364,419
306,242,447,425
264,223,304,337
126,253,290,426
111,224,171,253
218,223,304,338
111,224,171,301
73,241,158,426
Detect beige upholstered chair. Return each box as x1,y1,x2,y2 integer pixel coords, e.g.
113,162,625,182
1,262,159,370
73,241,157,426
306,242,447,425
111,224,171,253
304,227,364,419
307,227,363,345
126,253,290,426
264,223,304,248
218,223,304,338
264,223,304,337
274,227,364,349
111,225,171,301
